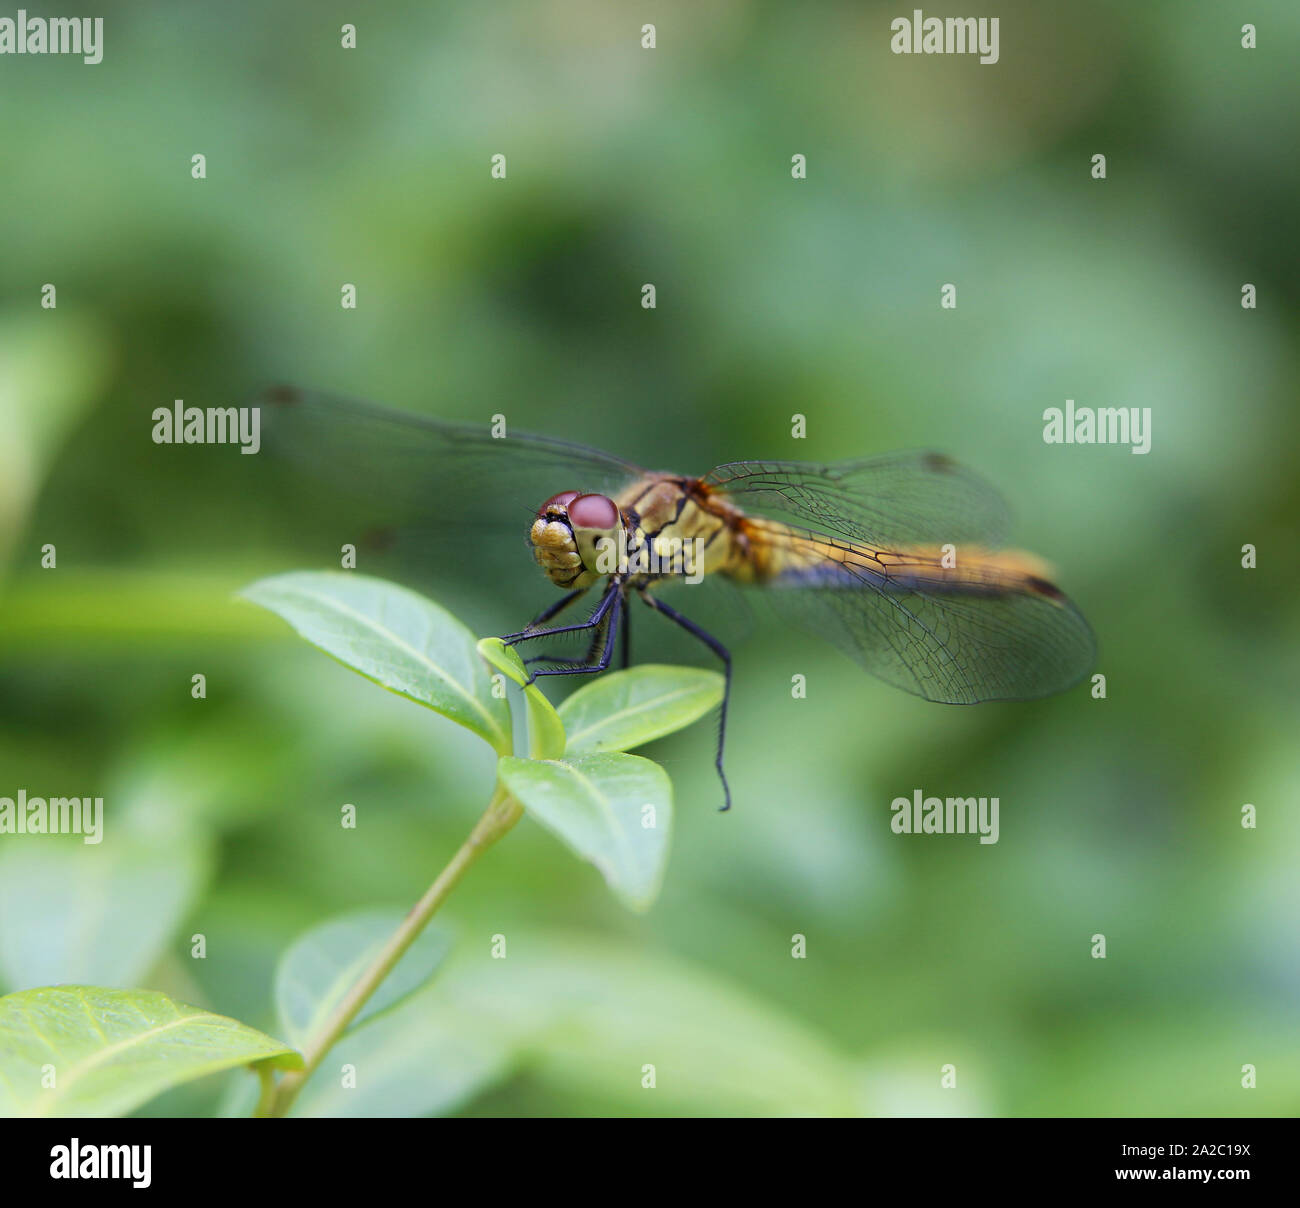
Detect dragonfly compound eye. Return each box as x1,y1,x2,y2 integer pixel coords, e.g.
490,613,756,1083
568,493,619,533
566,494,624,576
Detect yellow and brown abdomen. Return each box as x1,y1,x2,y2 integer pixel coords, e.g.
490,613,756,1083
758,534,1068,599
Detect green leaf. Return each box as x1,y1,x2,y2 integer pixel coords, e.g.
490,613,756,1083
275,909,452,1050
0,986,300,1118
476,637,566,759
558,664,724,754
497,753,672,912
0,830,211,993
241,571,510,753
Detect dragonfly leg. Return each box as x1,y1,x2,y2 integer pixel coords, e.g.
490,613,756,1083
502,582,616,647
637,591,732,811
501,587,587,643
524,590,623,685
523,616,611,667
620,603,631,670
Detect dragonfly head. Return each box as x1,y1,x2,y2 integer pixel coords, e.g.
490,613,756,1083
530,491,625,589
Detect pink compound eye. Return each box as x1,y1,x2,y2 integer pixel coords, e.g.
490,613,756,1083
538,491,580,518
568,493,619,531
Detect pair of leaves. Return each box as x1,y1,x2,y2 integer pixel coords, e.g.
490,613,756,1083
244,572,723,911
475,636,725,763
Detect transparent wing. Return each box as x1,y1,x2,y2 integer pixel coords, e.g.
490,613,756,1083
702,455,1094,703
240,387,651,625
701,453,1011,548
257,386,645,525
248,387,646,594
757,535,1096,702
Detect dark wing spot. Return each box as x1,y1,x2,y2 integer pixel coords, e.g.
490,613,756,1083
1026,575,1065,601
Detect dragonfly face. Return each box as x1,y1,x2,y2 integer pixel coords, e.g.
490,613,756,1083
261,388,1098,809
530,492,624,590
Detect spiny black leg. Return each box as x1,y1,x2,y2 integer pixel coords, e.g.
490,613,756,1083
525,591,622,684
503,582,617,647
620,602,631,670
638,591,732,811
523,615,612,668
501,587,587,643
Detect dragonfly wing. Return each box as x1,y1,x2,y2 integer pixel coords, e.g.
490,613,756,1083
701,452,1011,548
257,387,645,527
244,388,649,615
759,550,1096,702
701,454,1094,702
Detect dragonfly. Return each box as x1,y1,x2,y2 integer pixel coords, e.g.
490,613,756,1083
258,388,1097,809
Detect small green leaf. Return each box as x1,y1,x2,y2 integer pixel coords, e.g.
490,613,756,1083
559,664,724,754
477,637,566,759
0,985,301,1118
242,571,510,753
498,753,672,912
275,909,452,1050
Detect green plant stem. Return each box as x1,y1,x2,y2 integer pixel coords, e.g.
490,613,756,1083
252,1064,276,1117
258,784,523,1118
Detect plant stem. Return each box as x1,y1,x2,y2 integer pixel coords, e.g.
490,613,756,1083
259,784,523,1118
252,1064,276,1117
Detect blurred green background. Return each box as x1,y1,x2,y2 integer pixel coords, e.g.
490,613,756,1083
2,0,1298,1116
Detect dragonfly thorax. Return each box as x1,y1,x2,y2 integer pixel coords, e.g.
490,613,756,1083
530,492,626,590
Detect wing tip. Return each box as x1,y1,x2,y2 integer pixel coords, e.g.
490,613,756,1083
920,451,958,474
263,384,304,407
